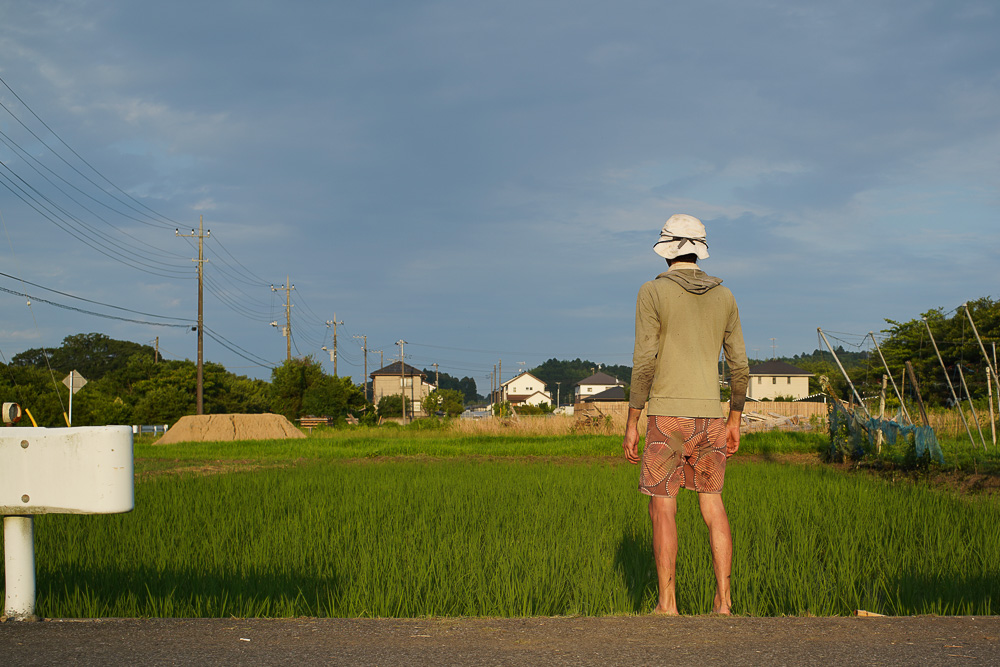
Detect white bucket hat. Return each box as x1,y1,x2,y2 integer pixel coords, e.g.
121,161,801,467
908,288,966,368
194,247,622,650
653,214,709,260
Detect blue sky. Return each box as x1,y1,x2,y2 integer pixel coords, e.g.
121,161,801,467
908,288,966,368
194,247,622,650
0,0,998,391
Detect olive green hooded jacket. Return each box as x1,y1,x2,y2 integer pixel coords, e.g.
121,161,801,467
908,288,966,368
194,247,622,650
629,268,749,417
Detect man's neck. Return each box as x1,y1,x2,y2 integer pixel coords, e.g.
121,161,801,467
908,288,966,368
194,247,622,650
667,261,699,271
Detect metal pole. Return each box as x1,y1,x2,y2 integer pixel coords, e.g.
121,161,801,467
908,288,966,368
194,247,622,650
868,333,913,424
989,368,996,449
3,516,36,621
877,375,887,453
964,303,1000,383
68,370,74,427
905,361,931,427
817,328,870,418
956,364,987,450
923,317,976,447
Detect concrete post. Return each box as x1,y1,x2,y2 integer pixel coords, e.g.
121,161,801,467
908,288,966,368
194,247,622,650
3,516,37,621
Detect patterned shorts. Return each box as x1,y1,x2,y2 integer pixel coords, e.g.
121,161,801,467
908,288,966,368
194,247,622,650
639,416,728,497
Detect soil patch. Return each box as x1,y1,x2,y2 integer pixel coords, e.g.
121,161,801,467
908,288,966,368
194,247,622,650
155,414,306,445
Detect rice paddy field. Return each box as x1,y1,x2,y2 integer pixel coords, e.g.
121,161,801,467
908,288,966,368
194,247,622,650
3,428,999,618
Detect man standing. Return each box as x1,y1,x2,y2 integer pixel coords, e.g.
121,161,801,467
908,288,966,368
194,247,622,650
622,213,749,615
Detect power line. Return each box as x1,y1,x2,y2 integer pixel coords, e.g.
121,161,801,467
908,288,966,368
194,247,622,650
0,74,178,228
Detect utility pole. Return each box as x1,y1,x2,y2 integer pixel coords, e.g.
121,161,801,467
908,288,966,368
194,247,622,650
770,338,777,359
176,216,209,415
432,362,440,388
369,349,382,404
354,334,368,402
271,277,294,361
154,337,159,364
325,314,344,376
396,340,408,421
556,381,561,408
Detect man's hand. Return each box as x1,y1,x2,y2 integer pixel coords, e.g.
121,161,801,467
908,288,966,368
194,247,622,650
622,406,644,464
623,423,640,464
725,410,742,457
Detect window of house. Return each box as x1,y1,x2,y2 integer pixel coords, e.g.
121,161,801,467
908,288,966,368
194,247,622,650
757,377,761,384
772,377,776,384
787,377,791,384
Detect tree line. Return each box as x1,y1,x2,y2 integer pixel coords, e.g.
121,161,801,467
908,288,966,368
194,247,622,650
8,298,994,428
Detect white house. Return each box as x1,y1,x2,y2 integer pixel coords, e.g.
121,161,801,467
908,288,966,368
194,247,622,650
498,372,553,407
575,371,625,402
746,360,813,401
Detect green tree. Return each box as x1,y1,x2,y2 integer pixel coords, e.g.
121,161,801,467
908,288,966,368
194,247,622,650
529,358,631,405
270,357,326,421
421,388,464,417
421,369,482,402
302,374,367,421
11,333,154,380
270,357,367,422
377,393,412,418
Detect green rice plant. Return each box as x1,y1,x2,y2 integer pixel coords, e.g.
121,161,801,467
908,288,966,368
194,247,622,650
5,454,997,618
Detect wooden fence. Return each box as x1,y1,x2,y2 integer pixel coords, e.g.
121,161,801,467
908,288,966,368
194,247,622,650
574,400,829,433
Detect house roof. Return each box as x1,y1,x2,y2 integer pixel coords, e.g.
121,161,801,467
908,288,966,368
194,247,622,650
748,360,813,376
581,386,626,402
370,361,427,378
576,371,624,386
501,371,545,387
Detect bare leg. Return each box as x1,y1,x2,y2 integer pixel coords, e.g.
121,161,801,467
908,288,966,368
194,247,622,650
648,495,679,615
697,493,733,614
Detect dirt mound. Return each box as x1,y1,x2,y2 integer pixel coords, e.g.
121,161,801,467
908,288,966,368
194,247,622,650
155,414,306,444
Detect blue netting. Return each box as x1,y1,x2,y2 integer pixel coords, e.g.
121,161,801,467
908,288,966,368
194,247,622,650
828,401,944,464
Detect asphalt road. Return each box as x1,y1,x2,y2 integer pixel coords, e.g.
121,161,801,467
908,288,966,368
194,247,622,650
2,615,999,666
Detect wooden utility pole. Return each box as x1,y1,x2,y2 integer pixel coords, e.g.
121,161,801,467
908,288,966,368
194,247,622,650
432,362,440,388
326,315,344,376
271,277,294,361
372,349,383,403
155,336,159,364
396,340,408,422
354,334,368,402
176,216,209,414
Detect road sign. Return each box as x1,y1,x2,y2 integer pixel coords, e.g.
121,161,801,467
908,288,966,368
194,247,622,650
62,371,87,394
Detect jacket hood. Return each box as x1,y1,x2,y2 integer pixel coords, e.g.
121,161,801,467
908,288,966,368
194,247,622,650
657,269,723,295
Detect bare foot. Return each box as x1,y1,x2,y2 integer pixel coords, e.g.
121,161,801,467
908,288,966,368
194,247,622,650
651,605,679,615
710,606,731,615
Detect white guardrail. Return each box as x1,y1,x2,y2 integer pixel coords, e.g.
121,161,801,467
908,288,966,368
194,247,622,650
1,424,134,621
